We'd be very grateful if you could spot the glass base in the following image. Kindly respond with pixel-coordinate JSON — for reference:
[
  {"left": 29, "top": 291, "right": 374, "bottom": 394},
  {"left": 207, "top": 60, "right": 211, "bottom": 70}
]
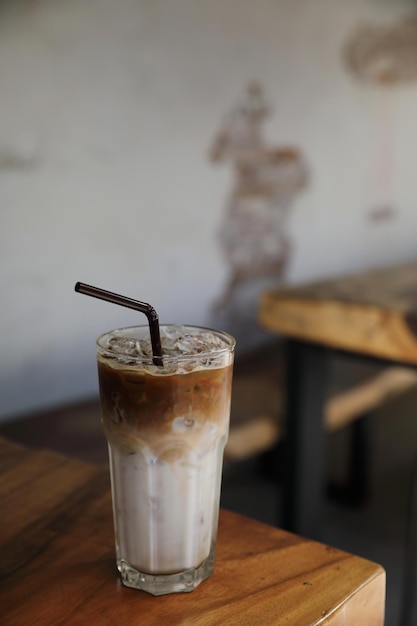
[{"left": 117, "top": 546, "right": 216, "bottom": 596}]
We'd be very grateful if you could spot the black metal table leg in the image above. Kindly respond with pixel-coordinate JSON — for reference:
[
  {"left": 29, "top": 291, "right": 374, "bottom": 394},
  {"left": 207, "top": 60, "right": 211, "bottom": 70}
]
[
  {"left": 282, "top": 339, "right": 329, "bottom": 539},
  {"left": 400, "top": 452, "right": 417, "bottom": 626},
  {"left": 327, "top": 412, "right": 373, "bottom": 507}
]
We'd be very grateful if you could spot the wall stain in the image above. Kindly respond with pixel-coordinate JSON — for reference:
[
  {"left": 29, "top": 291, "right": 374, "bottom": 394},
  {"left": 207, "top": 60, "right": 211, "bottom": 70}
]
[{"left": 209, "top": 82, "right": 308, "bottom": 343}]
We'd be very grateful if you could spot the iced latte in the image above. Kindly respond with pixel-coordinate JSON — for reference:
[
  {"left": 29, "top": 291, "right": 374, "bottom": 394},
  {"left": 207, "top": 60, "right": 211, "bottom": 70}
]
[{"left": 96, "top": 325, "right": 235, "bottom": 595}]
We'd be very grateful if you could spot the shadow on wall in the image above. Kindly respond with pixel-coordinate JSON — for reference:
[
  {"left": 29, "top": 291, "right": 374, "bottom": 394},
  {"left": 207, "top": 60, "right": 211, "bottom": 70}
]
[{"left": 208, "top": 82, "right": 309, "bottom": 350}]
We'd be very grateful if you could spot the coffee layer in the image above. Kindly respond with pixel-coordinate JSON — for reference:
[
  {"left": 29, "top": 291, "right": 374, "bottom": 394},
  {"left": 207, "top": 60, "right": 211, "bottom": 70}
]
[{"left": 98, "top": 357, "right": 233, "bottom": 454}]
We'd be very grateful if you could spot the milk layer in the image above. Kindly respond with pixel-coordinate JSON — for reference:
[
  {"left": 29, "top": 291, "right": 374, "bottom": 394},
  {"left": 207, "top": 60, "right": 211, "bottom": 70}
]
[{"left": 109, "top": 437, "right": 225, "bottom": 574}]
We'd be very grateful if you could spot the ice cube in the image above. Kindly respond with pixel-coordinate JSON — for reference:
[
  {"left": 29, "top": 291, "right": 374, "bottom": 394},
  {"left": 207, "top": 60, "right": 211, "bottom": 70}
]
[
  {"left": 137, "top": 339, "right": 153, "bottom": 357},
  {"left": 108, "top": 336, "right": 139, "bottom": 356},
  {"left": 160, "top": 328, "right": 228, "bottom": 357},
  {"left": 161, "top": 325, "right": 187, "bottom": 340}
]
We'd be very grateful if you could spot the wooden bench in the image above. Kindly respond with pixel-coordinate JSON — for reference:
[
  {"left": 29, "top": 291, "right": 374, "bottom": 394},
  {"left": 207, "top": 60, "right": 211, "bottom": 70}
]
[
  {"left": 225, "top": 364, "right": 417, "bottom": 463},
  {"left": 225, "top": 360, "right": 417, "bottom": 505}
]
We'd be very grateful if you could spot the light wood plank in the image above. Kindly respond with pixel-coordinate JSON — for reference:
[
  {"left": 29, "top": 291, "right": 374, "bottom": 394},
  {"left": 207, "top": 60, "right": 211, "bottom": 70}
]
[{"left": 260, "top": 261, "right": 417, "bottom": 364}]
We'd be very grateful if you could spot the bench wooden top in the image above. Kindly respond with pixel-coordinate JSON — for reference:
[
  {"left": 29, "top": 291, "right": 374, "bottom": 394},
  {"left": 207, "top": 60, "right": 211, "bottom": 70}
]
[
  {"left": 0, "top": 437, "right": 385, "bottom": 625},
  {"left": 260, "top": 261, "right": 417, "bottom": 364}
]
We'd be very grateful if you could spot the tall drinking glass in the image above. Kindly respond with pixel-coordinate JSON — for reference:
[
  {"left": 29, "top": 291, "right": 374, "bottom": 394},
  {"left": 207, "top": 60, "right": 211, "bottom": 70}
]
[{"left": 96, "top": 324, "right": 235, "bottom": 595}]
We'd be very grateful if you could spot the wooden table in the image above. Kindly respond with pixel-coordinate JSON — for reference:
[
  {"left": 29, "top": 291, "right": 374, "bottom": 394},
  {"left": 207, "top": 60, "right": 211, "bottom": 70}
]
[
  {"left": 0, "top": 437, "right": 385, "bottom": 625},
  {"left": 260, "top": 261, "right": 417, "bottom": 366},
  {"left": 260, "top": 261, "right": 417, "bottom": 533},
  {"left": 260, "top": 261, "right": 417, "bottom": 622}
]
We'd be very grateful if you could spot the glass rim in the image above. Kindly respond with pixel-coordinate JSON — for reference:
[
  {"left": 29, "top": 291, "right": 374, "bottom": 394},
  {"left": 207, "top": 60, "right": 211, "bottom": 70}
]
[{"left": 96, "top": 324, "right": 236, "bottom": 365}]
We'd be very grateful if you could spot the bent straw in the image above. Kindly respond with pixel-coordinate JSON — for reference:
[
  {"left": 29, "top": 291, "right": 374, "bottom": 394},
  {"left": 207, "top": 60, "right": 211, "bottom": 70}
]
[{"left": 74, "top": 282, "right": 163, "bottom": 366}]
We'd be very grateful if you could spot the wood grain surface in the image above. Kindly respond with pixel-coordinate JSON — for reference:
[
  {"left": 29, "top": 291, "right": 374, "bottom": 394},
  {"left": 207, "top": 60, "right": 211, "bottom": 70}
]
[
  {"left": 260, "top": 261, "right": 417, "bottom": 364},
  {"left": 0, "top": 437, "right": 385, "bottom": 625}
]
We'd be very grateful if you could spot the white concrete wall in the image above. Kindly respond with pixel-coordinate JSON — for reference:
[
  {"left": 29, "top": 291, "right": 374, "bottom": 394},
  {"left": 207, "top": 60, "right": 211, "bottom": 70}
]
[{"left": 1, "top": 0, "right": 417, "bottom": 419}]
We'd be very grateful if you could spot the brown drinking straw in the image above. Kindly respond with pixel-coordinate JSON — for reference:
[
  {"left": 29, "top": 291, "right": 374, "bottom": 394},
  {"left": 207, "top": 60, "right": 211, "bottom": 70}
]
[{"left": 74, "top": 282, "right": 163, "bottom": 366}]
